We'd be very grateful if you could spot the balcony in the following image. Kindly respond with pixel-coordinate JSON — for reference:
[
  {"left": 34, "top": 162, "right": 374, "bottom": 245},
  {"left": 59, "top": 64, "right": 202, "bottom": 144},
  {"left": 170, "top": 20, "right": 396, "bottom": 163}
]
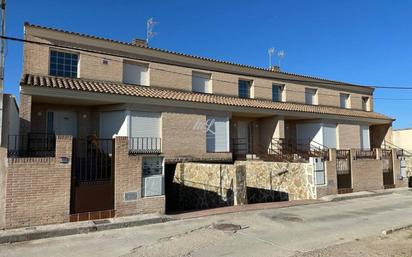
[
  {"left": 7, "top": 133, "right": 56, "bottom": 158},
  {"left": 354, "top": 149, "right": 376, "bottom": 160},
  {"left": 128, "top": 137, "right": 162, "bottom": 154}
]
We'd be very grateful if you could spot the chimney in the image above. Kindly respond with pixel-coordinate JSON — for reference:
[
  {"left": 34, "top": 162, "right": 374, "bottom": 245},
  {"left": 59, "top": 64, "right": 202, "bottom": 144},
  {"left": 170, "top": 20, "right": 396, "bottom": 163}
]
[
  {"left": 270, "top": 66, "right": 280, "bottom": 72},
  {"left": 132, "top": 38, "right": 147, "bottom": 47}
]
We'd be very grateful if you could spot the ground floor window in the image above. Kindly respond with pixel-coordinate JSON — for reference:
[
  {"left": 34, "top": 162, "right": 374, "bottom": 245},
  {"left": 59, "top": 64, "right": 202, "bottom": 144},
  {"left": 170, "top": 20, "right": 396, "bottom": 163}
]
[
  {"left": 206, "top": 116, "right": 229, "bottom": 152},
  {"left": 313, "top": 157, "right": 326, "bottom": 185},
  {"left": 142, "top": 157, "right": 164, "bottom": 197}
]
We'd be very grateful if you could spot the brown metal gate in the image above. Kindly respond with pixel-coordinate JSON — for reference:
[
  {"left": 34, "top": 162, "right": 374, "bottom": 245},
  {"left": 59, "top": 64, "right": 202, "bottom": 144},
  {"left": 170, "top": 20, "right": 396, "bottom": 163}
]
[
  {"left": 382, "top": 150, "right": 395, "bottom": 189},
  {"left": 70, "top": 138, "right": 115, "bottom": 221},
  {"left": 336, "top": 150, "right": 353, "bottom": 194}
]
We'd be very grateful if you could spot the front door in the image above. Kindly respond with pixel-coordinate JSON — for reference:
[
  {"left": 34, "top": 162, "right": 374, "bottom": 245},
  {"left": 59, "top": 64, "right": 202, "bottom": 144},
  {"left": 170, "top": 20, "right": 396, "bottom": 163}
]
[
  {"left": 234, "top": 121, "right": 250, "bottom": 156},
  {"left": 49, "top": 111, "right": 78, "bottom": 137}
]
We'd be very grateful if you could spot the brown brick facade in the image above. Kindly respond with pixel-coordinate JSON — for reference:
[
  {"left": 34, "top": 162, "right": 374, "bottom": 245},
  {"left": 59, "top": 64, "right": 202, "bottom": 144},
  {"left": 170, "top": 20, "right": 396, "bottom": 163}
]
[
  {"left": 337, "top": 124, "right": 361, "bottom": 149},
  {"left": 351, "top": 157, "right": 384, "bottom": 192},
  {"left": 19, "top": 94, "right": 32, "bottom": 135},
  {"left": 0, "top": 147, "right": 6, "bottom": 229},
  {"left": 23, "top": 25, "right": 375, "bottom": 111},
  {"left": 5, "top": 135, "right": 72, "bottom": 229},
  {"left": 316, "top": 149, "right": 338, "bottom": 198},
  {"left": 114, "top": 136, "right": 165, "bottom": 217}
]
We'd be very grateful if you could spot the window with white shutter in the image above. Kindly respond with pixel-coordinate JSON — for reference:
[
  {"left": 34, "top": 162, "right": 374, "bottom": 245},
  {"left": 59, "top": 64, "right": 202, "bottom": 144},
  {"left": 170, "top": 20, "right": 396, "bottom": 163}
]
[
  {"left": 340, "top": 94, "right": 350, "bottom": 108},
  {"left": 360, "top": 125, "right": 370, "bottom": 150},
  {"left": 129, "top": 112, "right": 161, "bottom": 152},
  {"left": 192, "top": 71, "right": 212, "bottom": 93},
  {"left": 123, "top": 62, "right": 149, "bottom": 86},
  {"left": 305, "top": 88, "right": 318, "bottom": 105},
  {"left": 206, "top": 116, "right": 229, "bottom": 152}
]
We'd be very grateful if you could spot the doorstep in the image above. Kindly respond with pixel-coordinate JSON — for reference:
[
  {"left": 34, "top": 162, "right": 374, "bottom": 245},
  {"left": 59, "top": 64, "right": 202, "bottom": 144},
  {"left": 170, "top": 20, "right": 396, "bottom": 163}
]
[{"left": 0, "top": 213, "right": 172, "bottom": 244}]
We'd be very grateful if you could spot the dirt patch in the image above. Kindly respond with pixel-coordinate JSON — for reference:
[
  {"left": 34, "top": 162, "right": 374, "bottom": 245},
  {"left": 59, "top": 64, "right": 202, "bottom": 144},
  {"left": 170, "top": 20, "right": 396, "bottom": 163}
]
[{"left": 293, "top": 228, "right": 412, "bottom": 257}]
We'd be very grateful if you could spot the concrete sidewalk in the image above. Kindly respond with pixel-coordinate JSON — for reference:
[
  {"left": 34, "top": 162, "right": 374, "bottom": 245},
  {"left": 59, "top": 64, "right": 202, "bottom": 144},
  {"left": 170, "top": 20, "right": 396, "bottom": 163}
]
[
  {"left": 0, "top": 187, "right": 408, "bottom": 245},
  {"left": 0, "top": 214, "right": 171, "bottom": 244},
  {"left": 321, "top": 187, "right": 410, "bottom": 202}
]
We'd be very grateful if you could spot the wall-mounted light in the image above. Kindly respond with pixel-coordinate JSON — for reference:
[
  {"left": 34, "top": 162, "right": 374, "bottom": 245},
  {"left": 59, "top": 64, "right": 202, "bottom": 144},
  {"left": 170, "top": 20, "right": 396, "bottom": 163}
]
[
  {"left": 37, "top": 111, "right": 42, "bottom": 117},
  {"left": 102, "top": 59, "right": 109, "bottom": 65},
  {"left": 82, "top": 114, "right": 88, "bottom": 119}
]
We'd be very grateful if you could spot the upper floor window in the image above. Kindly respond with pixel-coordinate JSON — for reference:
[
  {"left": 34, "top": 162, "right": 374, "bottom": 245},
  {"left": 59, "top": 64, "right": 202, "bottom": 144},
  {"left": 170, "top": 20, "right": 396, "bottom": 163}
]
[
  {"left": 238, "top": 80, "right": 252, "bottom": 98},
  {"left": 123, "top": 62, "right": 149, "bottom": 86},
  {"left": 362, "top": 96, "right": 370, "bottom": 111},
  {"left": 49, "top": 50, "right": 79, "bottom": 78},
  {"left": 192, "top": 71, "right": 212, "bottom": 93},
  {"left": 340, "top": 93, "right": 350, "bottom": 108},
  {"left": 272, "top": 84, "right": 284, "bottom": 102},
  {"left": 305, "top": 88, "right": 318, "bottom": 105}
]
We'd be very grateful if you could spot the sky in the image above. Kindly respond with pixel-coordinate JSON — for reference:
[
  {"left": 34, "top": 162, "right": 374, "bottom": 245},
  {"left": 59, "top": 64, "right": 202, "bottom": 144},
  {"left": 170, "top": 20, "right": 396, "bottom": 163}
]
[{"left": 4, "top": 0, "right": 412, "bottom": 128}]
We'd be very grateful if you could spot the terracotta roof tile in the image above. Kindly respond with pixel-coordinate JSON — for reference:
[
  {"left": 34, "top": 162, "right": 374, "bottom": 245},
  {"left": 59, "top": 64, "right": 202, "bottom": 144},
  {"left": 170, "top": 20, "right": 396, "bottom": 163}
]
[{"left": 20, "top": 74, "right": 392, "bottom": 121}]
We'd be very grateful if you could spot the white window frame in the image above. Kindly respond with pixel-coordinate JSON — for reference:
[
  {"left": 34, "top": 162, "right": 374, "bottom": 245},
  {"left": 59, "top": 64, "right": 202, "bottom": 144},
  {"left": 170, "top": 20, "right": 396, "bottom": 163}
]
[
  {"left": 272, "top": 83, "right": 284, "bottom": 102},
  {"left": 340, "top": 93, "right": 351, "bottom": 109},
  {"left": 238, "top": 79, "right": 253, "bottom": 99},
  {"left": 123, "top": 61, "right": 150, "bottom": 86},
  {"left": 49, "top": 48, "right": 80, "bottom": 78},
  {"left": 128, "top": 111, "right": 162, "bottom": 152},
  {"left": 305, "top": 88, "right": 318, "bottom": 105},
  {"left": 362, "top": 96, "right": 370, "bottom": 111},
  {"left": 360, "top": 125, "right": 370, "bottom": 150},
  {"left": 192, "top": 71, "right": 212, "bottom": 93},
  {"left": 206, "top": 116, "right": 230, "bottom": 153}
]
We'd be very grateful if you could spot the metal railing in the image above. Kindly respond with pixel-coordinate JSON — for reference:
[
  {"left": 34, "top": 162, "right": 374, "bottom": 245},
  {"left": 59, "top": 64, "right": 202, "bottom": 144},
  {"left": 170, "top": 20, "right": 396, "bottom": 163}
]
[
  {"left": 354, "top": 149, "right": 376, "bottom": 160},
  {"left": 128, "top": 137, "right": 162, "bottom": 154},
  {"left": 270, "top": 138, "right": 329, "bottom": 160},
  {"left": 7, "top": 133, "right": 56, "bottom": 157},
  {"left": 72, "top": 138, "right": 113, "bottom": 183},
  {"left": 382, "top": 140, "right": 409, "bottom": 157}
]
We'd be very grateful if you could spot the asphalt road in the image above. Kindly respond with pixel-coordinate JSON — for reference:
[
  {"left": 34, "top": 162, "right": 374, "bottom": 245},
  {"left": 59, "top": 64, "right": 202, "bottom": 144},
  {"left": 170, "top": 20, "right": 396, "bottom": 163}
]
[{"left": 1, "top": 191, "right": 412, "bottom": 257}]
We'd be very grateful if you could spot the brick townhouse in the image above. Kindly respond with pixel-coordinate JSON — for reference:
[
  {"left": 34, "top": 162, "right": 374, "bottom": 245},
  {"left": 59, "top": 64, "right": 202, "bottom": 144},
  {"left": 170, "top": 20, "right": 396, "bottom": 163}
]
[{"left": 0, "top": 22, "right": 407, "bottom": 229}]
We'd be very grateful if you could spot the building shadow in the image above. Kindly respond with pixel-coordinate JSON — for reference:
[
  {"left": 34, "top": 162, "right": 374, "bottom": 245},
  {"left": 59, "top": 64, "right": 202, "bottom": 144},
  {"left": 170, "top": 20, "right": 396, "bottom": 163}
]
[{"left": 246, "top": 186, "right": 289, "bottom": 204}]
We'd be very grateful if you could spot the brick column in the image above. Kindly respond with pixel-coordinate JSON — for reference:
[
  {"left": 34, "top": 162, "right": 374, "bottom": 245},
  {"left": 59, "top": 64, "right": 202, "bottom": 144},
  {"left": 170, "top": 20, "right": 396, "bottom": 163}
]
[
  {"left": 114, "top": 136, "right": 142, "bottom": 216},
  {"left": 317, "top": 149, "right": 338, "bottom": 198},
  {"left": 5, "top": 135, "right": 72, "bottom": 228},
  {"left": 19, "top": 94, "right": 32, "bottom": 135}
]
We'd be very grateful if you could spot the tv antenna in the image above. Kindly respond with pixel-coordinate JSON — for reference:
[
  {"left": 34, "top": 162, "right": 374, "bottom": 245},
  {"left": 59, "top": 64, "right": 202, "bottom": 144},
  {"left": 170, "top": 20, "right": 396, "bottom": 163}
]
[
  {"left": 277, "top": 50, "right": 285, "bottom": 67},
  {"left": 268, "top": 47, "right": 275, "bottom": 68},
  {"left": 146, "top": 17, "right": 158, "bottom": 46}
]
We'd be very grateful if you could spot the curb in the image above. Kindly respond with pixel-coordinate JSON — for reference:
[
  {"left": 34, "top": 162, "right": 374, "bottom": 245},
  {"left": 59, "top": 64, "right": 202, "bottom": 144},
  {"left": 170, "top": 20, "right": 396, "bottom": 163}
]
[
  {"left": 329, "top": 191, "right": 393, "bottom": 202},
  {"left": 0, "top": 216, "right": 173, "bottom": 245},
  {"left": 382, "top": 224, "right": 412, "bottom": 235}
]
